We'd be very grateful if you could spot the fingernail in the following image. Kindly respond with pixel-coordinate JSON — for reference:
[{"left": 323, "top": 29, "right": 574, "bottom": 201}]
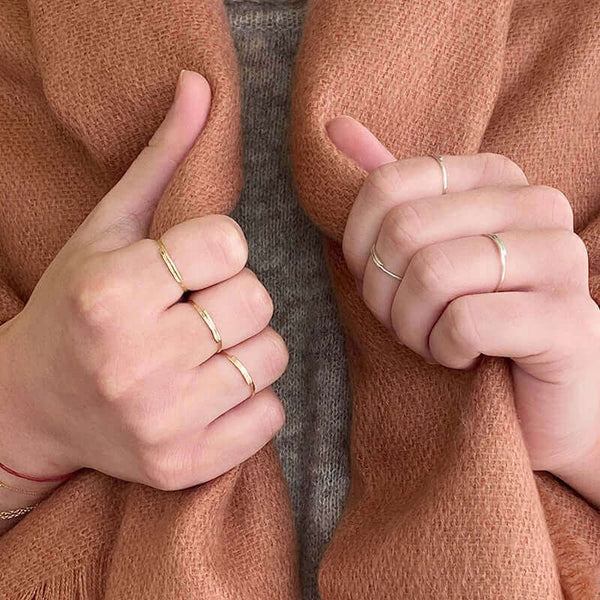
[
  {"left": 425, "top": 359, "right": 437, "bottom": 365},
  {"left": 174, "top": 69, "right": 187, "bottom": 102},
  {"left": 325, "top": 115, "right": 358, "bottom": 134},
  {"left": 324, "top": 117, "right": 337, "bottom": 136}
]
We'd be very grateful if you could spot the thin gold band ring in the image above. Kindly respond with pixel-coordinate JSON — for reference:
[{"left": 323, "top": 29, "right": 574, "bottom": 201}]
[
  {"left": 156, "top": 238, "right": 188, "bottom": 293},
  {"left": 222, "top": 352, "right": 256, "bottom": 399},
  {"left": 429, "top": 154, "right": 448, "bottom": 195},
  {"left": 189, "top": 300, "right": 223, "bottom": 353},
  {"left": 483, "top": 233, "right": 507, "bottom": 292},
  {"left": 370, "top": 244, "right": 403, "bottom": 282}
]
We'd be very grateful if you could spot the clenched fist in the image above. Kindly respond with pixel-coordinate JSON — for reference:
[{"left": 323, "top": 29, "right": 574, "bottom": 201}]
[
  {"left": 327, "top": 115, "right": 600, "bottom": 508},
  {"left": 0, "top": 70, "right": 288, "bottom": 492}
]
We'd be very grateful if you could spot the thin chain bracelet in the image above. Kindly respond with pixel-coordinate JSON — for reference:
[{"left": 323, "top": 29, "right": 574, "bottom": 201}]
[
  {"left": 0, "top": 477, "right": 45, "bottom": 497},
  {"left": 0, "top": 504, "right": 37, "bottom": 520}
]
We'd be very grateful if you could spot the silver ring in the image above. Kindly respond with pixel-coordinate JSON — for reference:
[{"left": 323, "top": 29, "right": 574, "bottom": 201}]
[
  {"left": 429, "top": 154, "right": 448, "bottom": 195},
  {"left": 483, "top": 233, "right": 507, "bottom": 292},
  {"left": 370, "top": 244, "right": 403, "bottom": 281}
]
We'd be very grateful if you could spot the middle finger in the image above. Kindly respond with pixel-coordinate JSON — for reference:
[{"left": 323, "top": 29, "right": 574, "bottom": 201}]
[
  {"left": 390, "top": 228, "right": 588, "bottom": 361},
  {"left": 155, "top": 268, "right": 274, "bottom": 370},
  {"left": 363, "top": 184, "right": 573, "bottom": 326}
]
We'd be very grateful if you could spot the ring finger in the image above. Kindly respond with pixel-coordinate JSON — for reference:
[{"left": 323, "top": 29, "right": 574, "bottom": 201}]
[
  {"left": 389, "top": 228, "right": 588, "bottom": 361},
  {"left": 174, "top": 326, "right": 289, "bottom": 428},
  {"left": 156, "top": 268, "right": 274, "bottom": 370}
]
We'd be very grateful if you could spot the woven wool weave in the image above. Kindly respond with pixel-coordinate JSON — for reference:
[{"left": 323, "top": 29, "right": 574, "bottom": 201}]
[{"left": 0, "top": 0, "right": 599, "bottom": 597}]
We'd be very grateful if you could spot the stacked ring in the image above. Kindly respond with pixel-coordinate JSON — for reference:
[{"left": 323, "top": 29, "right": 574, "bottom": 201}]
[
  {"left": 370, "top": 244, "right": 403, "bottom": 281},
  {"left": 189, "top": 300, "right": 223, "bottom": 353},
  {"left": 371, "top": 153, "right": 449, "bottom": 282}
]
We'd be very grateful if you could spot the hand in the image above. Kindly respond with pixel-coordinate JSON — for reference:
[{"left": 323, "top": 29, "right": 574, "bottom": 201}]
[
  {"left": 0, "top": 70, "right": 288, "bottom": 492},
  {"left": 327, "top": 116, "right": 600, "bottom": 504}
]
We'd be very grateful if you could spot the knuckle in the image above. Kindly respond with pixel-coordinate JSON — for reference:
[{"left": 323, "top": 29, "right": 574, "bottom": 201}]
[
  {"left": 93, "top": 367, "right": 122, "bottom": 403},
  {"left": 242, "top": 272, "right": 274, "bottom": 328},
  {"left": 69, "top": 257, "right": 122, "bottom": 331},
  {"left": 562, "top": 231, "right": 589, "bottom": 279},
  {"left": 444, "top": 297, "right": 480, "bottom": 352},
  {"left": 93, "top": 360, "right": 134, "bottom": 403},
  {"left": 143, "top": 140, "right": 180, "bottom": 169},
  {"left": 207, "top": 215, "right": 248, "bottom": 271},
  {"left": 257, "top": 395, "right": 286, "bottom": 440},
  {"left": 138, "top": 449, "right": 184, "bottom": 491},
  {"left": 533, "top": 185, "right": 573, "bottom": 230},
  {"left": 409, "top": 244, "right": 453, "bottom": 294},
  {"left": 479, "top": 152, "right": 528, "bottom": 185},
  {"left": 382, "top": 202, "right": 423, "bottom": 253},
  {"left": 261, "top": 329, "right": 290, "bottom": 380},
  {"left": 126, "top": 413, "right": 170, "bottom": 449},
  {"left": 363, "top": 161, "right": 405, "bottom": 203}
]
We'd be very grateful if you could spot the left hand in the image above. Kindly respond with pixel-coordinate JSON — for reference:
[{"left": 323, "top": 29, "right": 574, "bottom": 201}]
[{"left": 326, "top": 116, "right": 600, "bottom": 490}]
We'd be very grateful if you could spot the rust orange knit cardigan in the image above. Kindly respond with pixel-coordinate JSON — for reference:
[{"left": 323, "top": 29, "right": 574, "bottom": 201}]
[{"left": 1, "top": 0, "right": 600, "bottom": 598}]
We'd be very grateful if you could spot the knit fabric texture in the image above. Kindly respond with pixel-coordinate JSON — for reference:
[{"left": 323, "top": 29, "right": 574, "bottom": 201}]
[
  {"left": 0, "top": 0, "right": 600, "bottom": 598},
  {"left": 226, "top": 2, "right": 350, "bottom": 598}
]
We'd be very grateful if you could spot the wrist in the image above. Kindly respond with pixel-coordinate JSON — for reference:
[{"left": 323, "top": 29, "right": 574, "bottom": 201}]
[
  {"left": 0, "top": 470, "right": 61, "bottom": 503},
  {"left": 0, "top": 472, "right": 59, "bottom": 534},
  {"left": 0, "top": 315, "right": 80, "bottom": 479}
]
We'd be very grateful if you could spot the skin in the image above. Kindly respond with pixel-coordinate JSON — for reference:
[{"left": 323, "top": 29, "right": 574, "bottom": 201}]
[
  {"left": 326, "top": 115, "right": 600, "bottom": 509},
  {"left": 0, "top": 69, "right": 597, "bottom": 533},
  {"left": 0, "top": 70, "right": 288, "bottom": 530}
]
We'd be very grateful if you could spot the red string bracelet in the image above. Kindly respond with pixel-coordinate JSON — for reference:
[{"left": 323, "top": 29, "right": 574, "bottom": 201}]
[{"left": 0, "top": 461, "right": 78, "bottom": 483}]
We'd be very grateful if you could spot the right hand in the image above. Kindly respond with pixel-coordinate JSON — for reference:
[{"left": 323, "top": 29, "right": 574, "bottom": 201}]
[{"left": 0, "top": 70, "right": 288, "bottom": 491}]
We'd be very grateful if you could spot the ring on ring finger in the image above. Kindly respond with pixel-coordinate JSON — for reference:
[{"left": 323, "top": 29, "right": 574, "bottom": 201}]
[{"left": 223, "top": 352, "right": 256, "bottom": 399}]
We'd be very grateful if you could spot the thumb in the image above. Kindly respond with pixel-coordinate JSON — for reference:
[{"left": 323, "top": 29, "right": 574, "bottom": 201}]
[
  {"left": 72, "top": 70, "right": 211, "bottom": 251},
  {"left": 325, "top": 115, "right": 396, "bottom": 172}
]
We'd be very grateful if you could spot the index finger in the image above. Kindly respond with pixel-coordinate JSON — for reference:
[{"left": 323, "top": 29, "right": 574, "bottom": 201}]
[{"left": 326, "top": 116, "right": 528, "bottom": 280}]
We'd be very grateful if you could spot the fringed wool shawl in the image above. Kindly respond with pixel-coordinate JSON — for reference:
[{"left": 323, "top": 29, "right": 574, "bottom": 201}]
[{"left": 1, "top": 0, "right": 600, "bottom": 598}]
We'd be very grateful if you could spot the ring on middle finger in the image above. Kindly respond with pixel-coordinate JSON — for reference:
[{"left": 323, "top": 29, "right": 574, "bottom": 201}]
[{"left": 189, "top": 299, "right": 223, "bottom": 353}]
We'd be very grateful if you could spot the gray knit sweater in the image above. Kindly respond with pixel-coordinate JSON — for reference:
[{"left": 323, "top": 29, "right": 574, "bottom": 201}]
[{"left": 226, "top": 2, "right": 351, "bottom": 599}]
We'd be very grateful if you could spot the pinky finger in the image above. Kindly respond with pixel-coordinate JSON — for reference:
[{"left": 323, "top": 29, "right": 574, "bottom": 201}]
[
  {"left": 428, "top": 291, "right": 558, "bottom": 370},
  {"left": 188, "top": 387, "right": 285, "bottom": 485}
]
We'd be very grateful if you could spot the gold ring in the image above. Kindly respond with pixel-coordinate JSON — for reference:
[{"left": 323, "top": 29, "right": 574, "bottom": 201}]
[
  {"left": 429, "top": 154, "right": 448, "bottom": 195},
  {"left": 189, "top": 300, "right": 223, "bottom": 353},
  {"left": 156, "top": 238, "right": 188, "bottom": 293},
  {"left": 483, "top": 232, "right": 507, "bottom": 292},
  {"left": 370, "top": 244, "right": 403, "bottom": 281},
  {"left": 222, "top": 352, "right": 256, "bottom": 399}
]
